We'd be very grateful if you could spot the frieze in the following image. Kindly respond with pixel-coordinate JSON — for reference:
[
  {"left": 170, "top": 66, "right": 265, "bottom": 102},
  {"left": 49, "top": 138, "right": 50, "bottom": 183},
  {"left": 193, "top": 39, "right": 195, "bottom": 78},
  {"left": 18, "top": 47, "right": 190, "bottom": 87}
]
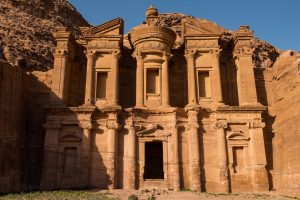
[
  {"left": 135, "top": 41, "right": 169, "bottom": 52},
  {"left": 186, "top": 39, "right": 218, "bottom": 48},
  {"left": 87, "top": 40, "right": 119, "bottom": 50}
]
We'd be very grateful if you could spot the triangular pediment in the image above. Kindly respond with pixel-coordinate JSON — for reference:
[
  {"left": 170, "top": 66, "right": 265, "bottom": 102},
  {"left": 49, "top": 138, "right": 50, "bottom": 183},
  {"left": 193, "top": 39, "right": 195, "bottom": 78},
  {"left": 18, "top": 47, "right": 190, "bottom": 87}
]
[
  {"left": 183, "top": 18, "right": 224, "bottom": 36},
  {"left": 81, "top": 18, "right": 124, "bottom": 37}
]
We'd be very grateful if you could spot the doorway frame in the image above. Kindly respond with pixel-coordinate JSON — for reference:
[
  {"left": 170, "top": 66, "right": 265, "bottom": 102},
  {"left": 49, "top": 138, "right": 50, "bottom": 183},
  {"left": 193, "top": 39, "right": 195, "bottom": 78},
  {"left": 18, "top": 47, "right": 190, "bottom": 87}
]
[{"left": 138, "top": 137, "right": 169, "bottom": 189}]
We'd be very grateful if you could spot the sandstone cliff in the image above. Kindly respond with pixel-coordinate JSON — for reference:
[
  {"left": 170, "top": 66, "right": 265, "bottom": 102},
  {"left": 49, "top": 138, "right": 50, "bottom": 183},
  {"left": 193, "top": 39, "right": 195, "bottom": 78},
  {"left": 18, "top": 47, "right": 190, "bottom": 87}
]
[
  {"left": 0, "top": 0, "right": 89, "bottom": 71},
  {"left": 266, "top": 50, "right": 300, "bottom": 195},
  {"left": 0, "top": 2, "right": 300, "bottom": 195}
]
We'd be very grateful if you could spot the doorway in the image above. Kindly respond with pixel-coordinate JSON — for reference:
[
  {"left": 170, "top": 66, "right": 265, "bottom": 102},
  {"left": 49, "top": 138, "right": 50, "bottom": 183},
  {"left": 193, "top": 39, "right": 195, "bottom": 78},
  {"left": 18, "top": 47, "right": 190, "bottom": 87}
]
[{"left": 144, "top": 141, "right": 164, "bottom": 179}]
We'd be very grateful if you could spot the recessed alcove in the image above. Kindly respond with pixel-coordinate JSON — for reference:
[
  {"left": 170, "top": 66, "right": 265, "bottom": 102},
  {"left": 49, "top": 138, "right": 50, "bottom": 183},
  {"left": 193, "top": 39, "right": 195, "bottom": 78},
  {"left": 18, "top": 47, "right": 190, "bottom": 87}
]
[{"left": 96, "top": 72, "right": 108, "bottom": 99}]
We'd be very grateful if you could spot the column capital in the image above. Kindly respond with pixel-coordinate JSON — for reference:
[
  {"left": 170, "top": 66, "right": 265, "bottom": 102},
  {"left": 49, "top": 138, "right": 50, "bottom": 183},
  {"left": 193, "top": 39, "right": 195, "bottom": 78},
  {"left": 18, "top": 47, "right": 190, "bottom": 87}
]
[
  {"left": 106, "top": 122, "right": 121, "bottom": 130},
  {"left": 111, "top": 50, "right": 121, "bottom": 59},
  {"left": 215, "top": 121, "right": 228, "bottom": 130},
  {"left": 54, "top": 49, "right": 69, "bottom": 58},
  {"left": 133, "top": 51, "right": 143, "bottom": 60},
  {"left": 233, "top": 47, "right": 254, "bottom": 59},
  {"left": 163, "top": 51, "right": 172, "bottom": 60},
  {"left": 124, "top": 124, "right": 143, "bottom": 131},
  {"left": 85, "top": 51, "right": 96, "bottom": 59},
  {"left": 79, "top": 121, "right": 93, "bottom": 130},
  {"left": 187, "top": 122, "right": 199, "bottom": 130},
  {"left": 185, "top": 49, "right": 196, "bottom": 58},
  {"left": 209, "top": 48, "right": 222, "bottom": 57}
]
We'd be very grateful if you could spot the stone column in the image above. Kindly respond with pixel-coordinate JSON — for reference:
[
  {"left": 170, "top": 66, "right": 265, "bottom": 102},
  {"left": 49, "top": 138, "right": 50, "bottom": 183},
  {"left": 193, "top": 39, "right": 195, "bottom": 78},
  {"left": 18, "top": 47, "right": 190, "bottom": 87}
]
[
  {"left": 79, "top": 121, "right": 93, "bottom": 187},
  {"left": 185, "top": 50, "right": 198, "bottom": 106},
  {"left": 172, "top": 124, "right": 180, "bottom": 191},
  {"left": 211, "top": 49, "right": 223, "bottom": 104},
  {"left": 51, "top": 51, "right": 69, "bottom": 101},
  {"left": 234, "top": 26, "right": 258, "bottom": 106},
  {"left": 162, "top": 53, "right": 170, "bottom": 107},
  {"left": 125, "top": 124, "right": 137, "bottom": 189},
  {"left": 136, "top": 53, "right": 145, "bottom": 108},
  {"left": 234, "top": 51, "right": 258, "bottom": 106},
  {"left": 84, "top": 52, "right": 96, "bottom": 105},
  {"left": 106, "top": 121, "right": 119, "bottom": 189},
  {"left": 215, "top": 121, "right": 229, "bottom": 193},
  {"left": 40, "top": 123, "right": 61, "bottom": 190},
  {"left": 111, "top": 51, "right": 121, "bottom": 106},
  {"left": 248, "top": 121, "right": 269, "bottom": 191},
  {"left": 187, "top": 110, "right": 201, "bottom": 191}
]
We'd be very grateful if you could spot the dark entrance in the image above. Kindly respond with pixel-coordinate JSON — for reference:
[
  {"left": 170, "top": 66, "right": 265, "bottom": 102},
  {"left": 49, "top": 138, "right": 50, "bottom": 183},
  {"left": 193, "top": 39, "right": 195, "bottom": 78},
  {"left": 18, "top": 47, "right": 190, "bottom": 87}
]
[{"left": 144, "top": 141, "right": 164, "bottom": 179}]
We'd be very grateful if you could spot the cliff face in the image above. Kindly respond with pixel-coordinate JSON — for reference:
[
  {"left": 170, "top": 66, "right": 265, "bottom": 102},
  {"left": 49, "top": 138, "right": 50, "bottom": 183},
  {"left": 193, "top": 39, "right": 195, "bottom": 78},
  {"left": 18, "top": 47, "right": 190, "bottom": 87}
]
[
  {"left": 0, "top": 2, "right": 299, "bottom": 195},
  {"left": 266, "top": 51, "right": 300, "bottom": 195},
  {"left": 0, "top": 0, "right": 89, "bottom": 71}
]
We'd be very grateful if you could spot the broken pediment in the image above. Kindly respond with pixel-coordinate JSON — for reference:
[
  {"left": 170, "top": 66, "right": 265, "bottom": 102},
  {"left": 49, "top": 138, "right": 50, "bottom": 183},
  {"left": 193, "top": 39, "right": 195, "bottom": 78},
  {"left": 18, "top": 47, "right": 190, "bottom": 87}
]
[
  {"left": 80, "top": 18, "right": 124, "bottom": 38},
  {"left": 227, "top": 131, "right": 250, "bottom": 141},
  {"left": 60, "top": 131, "right": 82, "bottom": 142},
  {"left": 182, "top": 18, "right": 224, "bottom": 37}
]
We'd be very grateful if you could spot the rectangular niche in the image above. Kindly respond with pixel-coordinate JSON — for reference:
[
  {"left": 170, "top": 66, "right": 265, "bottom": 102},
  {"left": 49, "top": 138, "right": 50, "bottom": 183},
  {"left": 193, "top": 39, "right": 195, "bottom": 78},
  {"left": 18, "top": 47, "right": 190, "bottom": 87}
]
[
  {"left": 63, "top": 147, "right": 77, "bottom": 176},
  {"left": 232, "top": 146, "right": 245, "bottom": 174},
  {"left": 146, "top": 69, "right": 160, "bottom": 94},
  {"left": 96, "top": 72, "right": 108, "bottom": 99},
  {"left": 198, "top": 71, "right": 211, "bottom": 98}
]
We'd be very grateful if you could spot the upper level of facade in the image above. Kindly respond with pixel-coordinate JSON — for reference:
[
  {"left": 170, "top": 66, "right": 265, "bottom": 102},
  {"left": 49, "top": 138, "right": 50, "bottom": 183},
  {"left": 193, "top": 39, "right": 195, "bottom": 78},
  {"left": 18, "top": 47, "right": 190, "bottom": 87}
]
[{"left": 50, "top": 6, "right": 261, "bottom": 110}]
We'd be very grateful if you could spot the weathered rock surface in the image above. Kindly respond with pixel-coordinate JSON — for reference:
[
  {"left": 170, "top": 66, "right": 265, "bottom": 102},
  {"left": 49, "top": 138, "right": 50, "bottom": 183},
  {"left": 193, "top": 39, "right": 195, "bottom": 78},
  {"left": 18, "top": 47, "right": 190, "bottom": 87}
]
[
  {"left": 0, "top": 0, "right": 89, "bottom": 71},
  {"left": 266, "top": 50, "right": 300, "bottom": 195},
  {"left": 0, "top": 2, "right": 300, "bottom": 196}
]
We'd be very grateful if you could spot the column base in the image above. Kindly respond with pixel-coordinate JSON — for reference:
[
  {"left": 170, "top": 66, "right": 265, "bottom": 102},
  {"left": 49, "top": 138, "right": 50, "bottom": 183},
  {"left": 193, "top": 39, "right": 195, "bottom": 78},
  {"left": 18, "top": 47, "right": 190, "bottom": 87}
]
[
  {"left": 134, "top": 105, "right": 148, "bottom": 110},
  {"left": 159, "top": 105, "right": 177, "bottom": 112},
  {"left": 185, "top": 103, "right": 201, "bottom": 111},
  {"left": 240, "top": 102, "right": 263, "bottom": 107},
  {"left": 105, "top": 103, "right": 122, "bottom": 110}
]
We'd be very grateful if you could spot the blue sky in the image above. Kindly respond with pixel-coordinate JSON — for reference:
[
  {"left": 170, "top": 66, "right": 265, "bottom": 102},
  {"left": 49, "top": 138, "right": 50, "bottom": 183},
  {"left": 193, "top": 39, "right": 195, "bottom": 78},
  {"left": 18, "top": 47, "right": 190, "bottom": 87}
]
[{"left": 68, "top": 0, "right": 300, "bottom": 51}]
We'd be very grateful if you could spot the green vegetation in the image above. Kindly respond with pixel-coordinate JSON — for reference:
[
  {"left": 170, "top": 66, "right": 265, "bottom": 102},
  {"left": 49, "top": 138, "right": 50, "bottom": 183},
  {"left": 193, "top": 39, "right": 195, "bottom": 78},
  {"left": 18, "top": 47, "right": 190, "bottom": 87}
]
[
  {"left": 0, "top": 190, "right": 119, "bottom": 200},
  {"left": 128, "top": 194, "right": 138, "bottom": 200},
  {"left": 179, "top": 188, "right": 191, "bottom": 192}
]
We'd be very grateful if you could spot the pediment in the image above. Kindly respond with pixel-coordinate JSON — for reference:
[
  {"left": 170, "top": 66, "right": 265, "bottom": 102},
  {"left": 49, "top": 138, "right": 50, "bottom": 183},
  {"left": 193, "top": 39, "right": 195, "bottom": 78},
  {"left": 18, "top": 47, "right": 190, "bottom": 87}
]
[
  {"left": 183, "top": 18, "right": 224, "bottom": 37},
  {"left": 60, "top": 132, "right": 81, "bottom": 142},
  {"left": 81, "top": 18, "right": 124, "bottom": 37},
  {"left": 227, "top": 131, "right": 249, "bottom": 141}
]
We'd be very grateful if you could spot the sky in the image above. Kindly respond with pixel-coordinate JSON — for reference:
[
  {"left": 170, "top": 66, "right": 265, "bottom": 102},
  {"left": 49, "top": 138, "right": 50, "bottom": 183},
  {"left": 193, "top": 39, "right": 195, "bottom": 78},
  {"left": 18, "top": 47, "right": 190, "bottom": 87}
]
[{"left": 68, "top": 0, "right": 300, "bottom": 51}]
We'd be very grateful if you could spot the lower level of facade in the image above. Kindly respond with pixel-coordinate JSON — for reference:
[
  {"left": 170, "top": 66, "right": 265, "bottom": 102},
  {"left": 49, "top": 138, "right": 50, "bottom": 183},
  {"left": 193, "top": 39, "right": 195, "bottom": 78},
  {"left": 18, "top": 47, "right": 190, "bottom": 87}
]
[{"left": 41, "top": 105, "right": 269, "bottom": 192}]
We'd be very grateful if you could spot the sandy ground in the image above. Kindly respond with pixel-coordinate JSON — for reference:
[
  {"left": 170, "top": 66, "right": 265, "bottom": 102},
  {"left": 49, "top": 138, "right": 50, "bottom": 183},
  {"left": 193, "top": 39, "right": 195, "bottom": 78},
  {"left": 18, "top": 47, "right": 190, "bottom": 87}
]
[{"left": 107, "top": 189, "right": 300, "bottom": 200}]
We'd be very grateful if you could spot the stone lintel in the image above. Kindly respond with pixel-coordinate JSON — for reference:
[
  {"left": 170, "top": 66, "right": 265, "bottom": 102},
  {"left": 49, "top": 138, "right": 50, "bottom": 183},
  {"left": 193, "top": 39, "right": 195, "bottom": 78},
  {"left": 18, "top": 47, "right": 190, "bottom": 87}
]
[{"left": 216, "top": 105, "right": 267, "bottom": 113}]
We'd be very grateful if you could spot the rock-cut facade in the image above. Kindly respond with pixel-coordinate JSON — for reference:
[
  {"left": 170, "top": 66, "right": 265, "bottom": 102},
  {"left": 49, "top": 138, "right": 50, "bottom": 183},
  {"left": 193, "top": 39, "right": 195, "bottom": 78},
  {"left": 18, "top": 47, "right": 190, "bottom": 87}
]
[{"left": 41, "top": 6, "right": 271, "bottom": 192}]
